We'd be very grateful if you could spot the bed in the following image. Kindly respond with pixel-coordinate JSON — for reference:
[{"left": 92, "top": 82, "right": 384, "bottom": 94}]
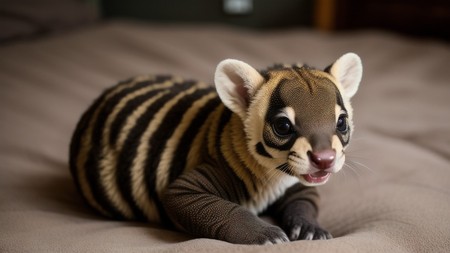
[{"left": 1, "top": 2, "right": 450, "bottom": 252}]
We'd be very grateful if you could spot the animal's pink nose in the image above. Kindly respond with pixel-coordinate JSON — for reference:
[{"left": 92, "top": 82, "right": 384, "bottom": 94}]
[{"left": 308, "top": 149, "right": 336, "bottom": 170}]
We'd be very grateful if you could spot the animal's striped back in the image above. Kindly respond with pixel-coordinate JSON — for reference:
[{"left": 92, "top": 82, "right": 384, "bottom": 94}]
[{"left": 69, "top": 75, "right": 223, "bottom": 222}]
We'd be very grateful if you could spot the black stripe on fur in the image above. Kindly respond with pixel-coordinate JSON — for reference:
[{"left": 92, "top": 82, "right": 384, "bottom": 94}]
[
  {"left": 115, "top": 81, "right": 193, "bottom": 220},
  {"left": 168, "top": 94, "right": 221, "bottom": 184},
  {"left": 144, "top": 83, "right": 211, "bottom": 225}
]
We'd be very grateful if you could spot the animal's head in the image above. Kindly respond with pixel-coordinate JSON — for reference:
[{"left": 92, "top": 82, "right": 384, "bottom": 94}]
[{"left": 214, "top": 53, "right": 362, "bottom": 186}]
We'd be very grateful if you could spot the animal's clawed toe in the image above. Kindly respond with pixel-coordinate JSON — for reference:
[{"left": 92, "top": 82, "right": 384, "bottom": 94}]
[{"left": 286, "top": 218, "right": 332, "bottom": 241}]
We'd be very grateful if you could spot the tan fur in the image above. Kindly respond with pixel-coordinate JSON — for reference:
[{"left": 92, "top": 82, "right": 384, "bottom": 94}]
[
  {"left": 220, "top": 115, "right": 257, "bottom": 194},
  {"left": 185, "top": 104, "right": 222, "bottom": 171}
]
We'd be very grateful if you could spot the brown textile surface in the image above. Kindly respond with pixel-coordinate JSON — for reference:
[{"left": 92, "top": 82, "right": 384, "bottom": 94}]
[{"left": 1, "top": 20, "right": 449, "bottom": 252}]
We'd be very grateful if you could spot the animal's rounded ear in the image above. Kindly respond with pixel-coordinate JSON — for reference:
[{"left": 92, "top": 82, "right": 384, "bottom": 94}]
[
  {"left": 214, "top": 59, "right": 264, "bottom": 119},
  {"left": 327, "top": 53, "right": 362, "bottom": 98}
]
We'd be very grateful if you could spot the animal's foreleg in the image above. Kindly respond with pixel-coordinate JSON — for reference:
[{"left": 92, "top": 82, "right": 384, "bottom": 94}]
[
  {"left": 269, "top": 183, "right": 332, "bottom": 241},
  {"left": 162, "top": 165, "right": 288, "bottom": 245}
]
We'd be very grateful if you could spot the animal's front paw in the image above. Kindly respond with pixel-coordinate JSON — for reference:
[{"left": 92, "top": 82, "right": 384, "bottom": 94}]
[
  {"left": 243, "top": 225, "right": 289, "bottom": 245},
  {"left": 285, "top": 217, "right": 332, "bottom": 241}
]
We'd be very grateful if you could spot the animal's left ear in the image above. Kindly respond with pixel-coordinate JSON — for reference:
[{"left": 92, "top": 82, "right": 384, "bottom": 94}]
[
  {"left": 326, "top": 53, "right": 363, "bottom": 98},
  {"left": 214, "top": 59, "right": 265, "bottom": 120}
]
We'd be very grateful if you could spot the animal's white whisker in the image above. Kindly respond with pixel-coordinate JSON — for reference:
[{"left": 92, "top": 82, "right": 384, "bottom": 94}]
[
  {"left": 347, "top": 137, "right": 369, "bottom": 142},
  {"left": 345, "top": 147, "right": 372, "bottom": 157},
  {"left": 347, "top": 160, "right": 375, "bottom": 174},
  {"left": 344, "top": 162, "right": 361, "bottom": 178},
  {"left": 337, "top": 166, "right": 349, "bottom": 184},
  {"left": 346, "top": 154, "right": 371, "bottom": 160}
]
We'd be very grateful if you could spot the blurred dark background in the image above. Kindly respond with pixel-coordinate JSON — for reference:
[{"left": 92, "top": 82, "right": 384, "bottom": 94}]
[
  {"left": 1, "top": 0, "right": 450, "bottom": 42},
  {"left": 101, "top": 0, "right": 450, "bottom": 40},
  {"left": 102, "top": 0, "right": 314, "bottom": 28}
]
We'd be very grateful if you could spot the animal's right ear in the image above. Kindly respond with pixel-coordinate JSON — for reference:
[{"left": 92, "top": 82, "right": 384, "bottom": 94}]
[
  {"left": 214, "top": 59, "right": 264, "bottom": 120},
  {"left": 326, "top": 53, "right": 363, "bottom": 98}
]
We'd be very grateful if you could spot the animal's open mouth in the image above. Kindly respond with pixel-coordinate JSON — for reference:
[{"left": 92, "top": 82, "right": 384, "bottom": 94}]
[{"left": 301, "top": 171, "right": 331, "bottom": 184}]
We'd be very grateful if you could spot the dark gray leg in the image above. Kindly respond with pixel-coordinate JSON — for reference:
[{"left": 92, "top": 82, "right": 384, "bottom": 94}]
[
  {"left": 162, "top": 164, "right": 289, "bottom": 245},
  {"left": 269, "top": 183, "right": 332, "bottom": 241}
]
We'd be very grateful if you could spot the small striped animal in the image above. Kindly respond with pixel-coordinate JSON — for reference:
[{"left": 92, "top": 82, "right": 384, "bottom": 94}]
[{"left": 69, "top": 53, "right": 362, "bottom": 244}]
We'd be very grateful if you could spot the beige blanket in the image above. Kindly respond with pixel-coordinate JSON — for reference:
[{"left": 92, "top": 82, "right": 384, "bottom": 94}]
[{"left": 1, "top": 20, "right": 449, "bottom": 252}]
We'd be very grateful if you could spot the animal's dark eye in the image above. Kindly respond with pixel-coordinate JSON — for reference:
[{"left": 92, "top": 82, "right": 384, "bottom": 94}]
[
  {"left": 336, "top": 114, "right": 348, "bottom": 133},
  {"left": 273, "top": 117, "right": 293, "bottom": 137}
]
